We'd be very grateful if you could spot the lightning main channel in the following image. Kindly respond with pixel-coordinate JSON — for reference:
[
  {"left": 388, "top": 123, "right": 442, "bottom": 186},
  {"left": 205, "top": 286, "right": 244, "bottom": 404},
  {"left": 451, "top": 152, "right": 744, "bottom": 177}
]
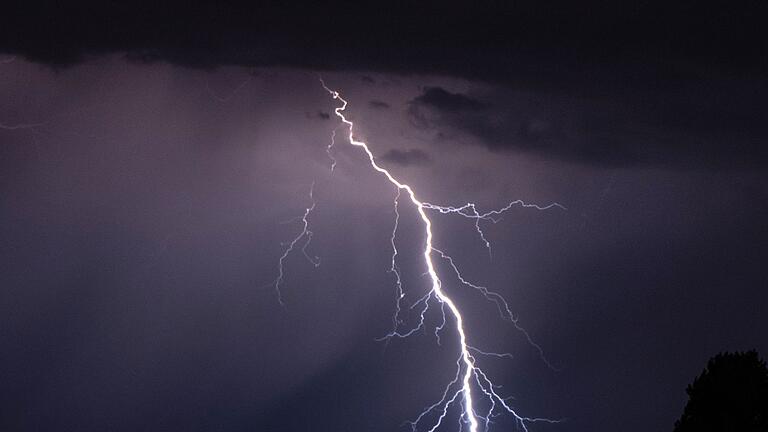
[
  {"left": 318, "top": 80, "right": 478, "bottom": 431},
  {"left": 273, "top": 79, "right": 563, "bottom": 431},
  {"left": 314, "top": 80, "right": 561, "bottom": 432}
]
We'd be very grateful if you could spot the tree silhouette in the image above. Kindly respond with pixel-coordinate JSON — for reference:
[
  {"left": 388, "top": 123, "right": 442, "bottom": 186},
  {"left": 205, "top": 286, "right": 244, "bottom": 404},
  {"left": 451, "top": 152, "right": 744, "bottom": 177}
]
[{"left": 674, "top": 350, "right": 768, "bottom": 432}]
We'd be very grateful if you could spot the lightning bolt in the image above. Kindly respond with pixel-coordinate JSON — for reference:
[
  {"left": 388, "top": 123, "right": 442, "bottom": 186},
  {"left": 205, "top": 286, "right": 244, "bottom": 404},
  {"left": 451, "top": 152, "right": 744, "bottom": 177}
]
[
  {"left": 273, "top": 181, "right": 320, "bottom": 307},
  {"left": 327, "top": 126, "right": 338, "bottom": 172},
  {"left": 273, "top": 78, "right": 564, "bottom": 431}
]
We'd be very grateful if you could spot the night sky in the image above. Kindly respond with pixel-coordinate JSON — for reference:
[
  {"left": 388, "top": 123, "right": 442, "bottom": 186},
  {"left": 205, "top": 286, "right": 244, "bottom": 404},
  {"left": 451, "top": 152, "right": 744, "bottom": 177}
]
[{"left": 1, "top": 2, "right": 767, "bottom": 431}]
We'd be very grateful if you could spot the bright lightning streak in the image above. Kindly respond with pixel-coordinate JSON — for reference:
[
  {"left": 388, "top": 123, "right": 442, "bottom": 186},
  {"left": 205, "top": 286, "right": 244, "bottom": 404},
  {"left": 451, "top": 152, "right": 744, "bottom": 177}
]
[
  {"left": 273, "top": 181, "right": 320, "bottom": 306},
  {"left": 327, "top": 126, "right": 338, "bottom": 172},
  {"left": 273, "top": 78, "right": 564, "bottom": 431},
  {"left": 423, "top": 201, "right": 566, "bottom": 258},
  {"left": 388, "top": 189, "right": 406, "bottom": 332},
  {"left": 318, "top": 79, "right": 483, "bottom": 431},
  {"left": 315, "top": 79, "right": 562, "bottom": 432},
  {"left": 432, "top": 248, "right": 558, "bottom": 372}
]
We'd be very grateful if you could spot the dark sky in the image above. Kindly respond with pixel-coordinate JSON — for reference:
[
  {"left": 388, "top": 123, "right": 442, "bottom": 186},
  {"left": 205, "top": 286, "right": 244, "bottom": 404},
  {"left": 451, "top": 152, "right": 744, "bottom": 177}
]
[{"left": 1, "top": 2, "right": 767, "bottom": 432}]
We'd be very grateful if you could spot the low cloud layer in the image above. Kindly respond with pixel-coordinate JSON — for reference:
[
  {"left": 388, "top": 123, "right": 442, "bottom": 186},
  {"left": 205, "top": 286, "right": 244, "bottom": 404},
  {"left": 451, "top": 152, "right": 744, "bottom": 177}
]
[
  {"left": 3, "top": 2, "right": 766, "bottom": 170},
  {"left": 2, "top": 1, "right": 766, "bottom": 82},
  {"left": 412, "top": 87, "right": 489, "bottom": 113},
  {"left": 409, "top": 84, "right": 768, "bottom": 168}
]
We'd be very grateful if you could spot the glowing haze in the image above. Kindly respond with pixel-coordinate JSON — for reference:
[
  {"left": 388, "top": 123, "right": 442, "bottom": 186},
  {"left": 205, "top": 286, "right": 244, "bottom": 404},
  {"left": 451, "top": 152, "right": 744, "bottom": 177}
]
[{"left": 3, "top": 55, "right": 768, "bottom": 432}]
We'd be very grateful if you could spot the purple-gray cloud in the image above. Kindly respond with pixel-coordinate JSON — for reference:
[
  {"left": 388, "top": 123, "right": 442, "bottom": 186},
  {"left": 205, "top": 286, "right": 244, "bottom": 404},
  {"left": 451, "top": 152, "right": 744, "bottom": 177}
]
[
  {"left": 368, "top": 100, "right": 390, "bottom": 110},
  {"left": 407, "top": 83, "right": 768, "bottom": 168},
  {"left": 379, "top": 148, "right": 431, "bottom": 167}
]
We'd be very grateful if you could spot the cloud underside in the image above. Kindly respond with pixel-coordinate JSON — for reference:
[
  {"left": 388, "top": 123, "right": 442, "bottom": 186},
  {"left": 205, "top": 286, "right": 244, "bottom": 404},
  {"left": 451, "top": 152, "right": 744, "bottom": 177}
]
[
  {"left": 2, "top": 1, "right": 766, "bottom": 169},
  {"left": 409, "top": 86, "right": 768, "bottom": 168}
]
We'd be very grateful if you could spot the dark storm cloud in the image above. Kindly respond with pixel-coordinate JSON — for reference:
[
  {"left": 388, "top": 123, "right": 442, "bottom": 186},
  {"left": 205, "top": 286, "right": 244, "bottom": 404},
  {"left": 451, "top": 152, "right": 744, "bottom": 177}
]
[
  {"left": 413, "top": 87, "right": 489, "bottom": 113},
  {"left": 305, "top": 111, "right": 330, "bottom": 120},
  {"left": 408, "top": 81, "right": 768, "bottom": 168},
  {"left": 368, "top": 100, "right": 390, "bottom": 110},
  {"left": 379, "top": 148, "right": 431, "bottom": 167},
  {"left": 408, "top": 87, "right": 488, "bottom": 131},
  {"left": 2, "top": 1, "right": 766, "bottom": 78},
  {"left": 2, "top": 1, "right": 767, "bottom": 168}
]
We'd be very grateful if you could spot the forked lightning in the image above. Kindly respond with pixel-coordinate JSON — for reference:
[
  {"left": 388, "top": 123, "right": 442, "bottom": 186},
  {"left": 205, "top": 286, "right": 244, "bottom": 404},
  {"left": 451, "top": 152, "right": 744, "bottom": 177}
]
[{"left": 273, "top": 79, "right": 564, "bottom": 431}]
